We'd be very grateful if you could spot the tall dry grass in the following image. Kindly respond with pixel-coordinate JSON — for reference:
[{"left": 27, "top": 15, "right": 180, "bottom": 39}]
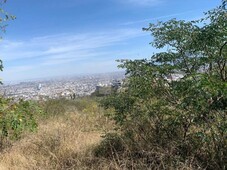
[
  {"left": 0, "top": 99, "right": 114, "bottom": 170},
  {"left": 0, "top": 98, "right": 201, "bottom": 170}
]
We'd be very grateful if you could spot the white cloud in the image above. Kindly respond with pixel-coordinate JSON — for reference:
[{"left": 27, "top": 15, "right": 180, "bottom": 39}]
[
  {"left": 123, "top": 0, "right": 163, "bottom": 6},
  {"left": 0, "top": 28, "right": 144, "bottom": 62},
  {"left": 0, "top": 28, "right": 148, "bottom": 81},
  {"left": 122, "top": 10, "right": 195, "bottom": 25}
]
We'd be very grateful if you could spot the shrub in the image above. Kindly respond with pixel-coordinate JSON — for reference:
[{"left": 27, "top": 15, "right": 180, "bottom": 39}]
[
  {"left": 0, "top": 98, "right": 42, "bottom": 149},
  {"left": 100, "top": 1, "right": 227, "bottom": 169}
]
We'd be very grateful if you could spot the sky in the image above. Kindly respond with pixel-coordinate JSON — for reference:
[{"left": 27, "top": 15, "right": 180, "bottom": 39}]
[{"left": 0, "top": 0, "right": 221, "bottom": 82}]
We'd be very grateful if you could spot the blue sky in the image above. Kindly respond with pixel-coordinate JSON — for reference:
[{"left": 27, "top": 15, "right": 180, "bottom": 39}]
[{"left": 0, "top": 0, "right": 221, "bottom": 82}]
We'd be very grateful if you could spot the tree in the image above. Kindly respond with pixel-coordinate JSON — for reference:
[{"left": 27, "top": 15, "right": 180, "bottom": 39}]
[
  {"left": 100, "top": 1, "right": 227, "bottom": 169},
  {"left": 0, "top": 1, "right": 38, "bottom": 150},
  {"left": 0, "top": 0, "right": 15, "bottom": 82}
]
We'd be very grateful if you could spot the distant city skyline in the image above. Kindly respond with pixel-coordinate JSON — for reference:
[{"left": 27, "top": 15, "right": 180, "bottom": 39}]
[
  {"left": 0, "top": 0, "right": 221, "bottom": 82},
  {"left": 0, "top": 71, "right": 125, "bottom": 100}
]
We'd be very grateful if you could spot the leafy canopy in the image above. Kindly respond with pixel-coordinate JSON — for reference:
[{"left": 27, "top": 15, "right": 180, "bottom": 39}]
[{"left": 101, "top": 1, "right": 227, "bottom": 169}]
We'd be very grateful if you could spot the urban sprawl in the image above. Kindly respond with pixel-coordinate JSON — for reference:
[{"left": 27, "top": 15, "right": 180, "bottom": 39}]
[{"left": 0, "top": 72, "right": 125, "bottom": 101}]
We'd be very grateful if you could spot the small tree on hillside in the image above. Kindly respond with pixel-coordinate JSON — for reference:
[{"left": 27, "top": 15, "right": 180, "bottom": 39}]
[
  {"left": 100, "top": 1, "right": 227, "bottom": 169},
  {"left": 0, "top": 0, "right": 15, "bottom": 82}
]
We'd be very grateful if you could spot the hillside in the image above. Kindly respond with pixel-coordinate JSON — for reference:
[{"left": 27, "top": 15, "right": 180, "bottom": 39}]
[{"left": 0, "top": 99, "right": 114, "bottom": 170}]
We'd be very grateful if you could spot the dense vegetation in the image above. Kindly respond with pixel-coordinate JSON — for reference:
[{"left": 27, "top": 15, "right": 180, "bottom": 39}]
[{"left": 99, "top": 1, "right": 227, "bottom": 169}]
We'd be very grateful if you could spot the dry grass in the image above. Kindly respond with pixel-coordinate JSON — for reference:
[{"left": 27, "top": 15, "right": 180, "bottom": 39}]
[
  {"left": 0, "top": 110, "right": 112, "bottom": 170},
  {"left": 0, "top": 98, "right": 201, "bottom": 170}
]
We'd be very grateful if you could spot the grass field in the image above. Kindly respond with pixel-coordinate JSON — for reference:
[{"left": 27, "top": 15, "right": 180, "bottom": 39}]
[{"left": 0, "top": 98, "right": 116, "bottom": 170}]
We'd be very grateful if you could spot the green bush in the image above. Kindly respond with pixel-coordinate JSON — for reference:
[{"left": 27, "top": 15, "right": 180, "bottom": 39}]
[
  {"left": 0, "top": 98, "right": 42, "bottom": 149},
  {"left": 100, "top": 1, "right": 227, "bottom": 169}
]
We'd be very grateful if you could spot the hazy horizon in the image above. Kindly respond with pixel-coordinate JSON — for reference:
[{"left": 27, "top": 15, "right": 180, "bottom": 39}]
[{"left": 1, "top": 70, "right": 125, "bottom": 85}]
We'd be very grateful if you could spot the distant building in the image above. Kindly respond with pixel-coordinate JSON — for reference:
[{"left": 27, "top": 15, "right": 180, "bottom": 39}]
[
  {"left": 93, "top": 83, "right": 112, "bottom": 96},
  {"left": 166, "top": 72, "right": 184, "bottom": 82},
  {"left": 111, "top": 79, "right": 121, "bottom": 88},
  {"left": 37, "top": 83, "right": 42, "bottom": 90},
  {"left": 60, "top": 89, "right": 74, "bottom": 99},
  {"left": 111, "top": 79, "right": 122, "bottom": 92},
  {"left": 96, "top": 84, "right": 102, "bottom": 91}
]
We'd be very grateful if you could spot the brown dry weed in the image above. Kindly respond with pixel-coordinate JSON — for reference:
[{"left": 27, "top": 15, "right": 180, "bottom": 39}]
[{"left": 0, "top": 111, "right": 110, "bottom": 170}]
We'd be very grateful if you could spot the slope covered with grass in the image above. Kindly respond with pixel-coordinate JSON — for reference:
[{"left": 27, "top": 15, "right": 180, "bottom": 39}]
[{"left": 0, "top": 98, "right": 114, "bottom": 170}]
